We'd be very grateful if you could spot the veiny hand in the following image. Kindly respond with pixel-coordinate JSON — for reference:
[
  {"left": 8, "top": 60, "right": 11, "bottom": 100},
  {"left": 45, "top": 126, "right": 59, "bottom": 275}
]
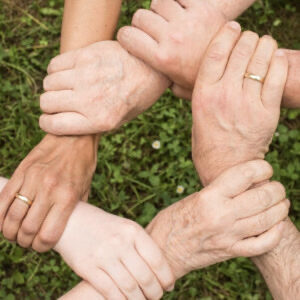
[
  {"left": 39, "top": 41, "right": 170, "bottom": 135},
  {"left": 0, "top": 134, "right": 97, "bottom": 252},
  {"left": 55, "top": 202, "right": 175, "bottom": 300},
  {"left": 147, "top": 160, "right": 289, "bottom": 279},
  {"left": 117, "top": 0, "right": 226, "bottom": 96},
  {"left": 191, "top": 24, "right": 288, "bottom": 185}
]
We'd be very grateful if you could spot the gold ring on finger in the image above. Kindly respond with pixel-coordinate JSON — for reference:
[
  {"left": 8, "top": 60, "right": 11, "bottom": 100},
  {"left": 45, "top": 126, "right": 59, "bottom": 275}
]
[
  {"left": 15, "top": 193, "right": 33, "bottom": 207},
  {"left": 244, "top": 72, "right": 265, "bottom": 83}
]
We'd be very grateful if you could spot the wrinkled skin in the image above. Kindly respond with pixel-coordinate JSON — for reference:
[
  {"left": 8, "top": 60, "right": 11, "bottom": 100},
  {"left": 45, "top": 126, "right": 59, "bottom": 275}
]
[
  {"left": 39, "top": 41, "right": 170, "bottom": 135},
  {"left": 118, "top": 0, "right": 226, "bottom": 94},
  {"left": 0, "top": 134, "right": 97, "bottom": 252}
]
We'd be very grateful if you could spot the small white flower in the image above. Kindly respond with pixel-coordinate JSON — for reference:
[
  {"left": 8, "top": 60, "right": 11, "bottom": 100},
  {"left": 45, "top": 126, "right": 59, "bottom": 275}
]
[
  {"left": 274, "top": 132, "right": 280, "bottom": 137},
  {"left": 152, "top": 140, "right": 161, "bottom": 150},
  {"left": 176, "top": 185, "right": 185, "bottom": 194}
]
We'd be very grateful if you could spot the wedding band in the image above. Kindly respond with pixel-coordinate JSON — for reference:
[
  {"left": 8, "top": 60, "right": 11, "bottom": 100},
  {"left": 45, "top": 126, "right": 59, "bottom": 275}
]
[
  {"left": 15, "top": 193, "right": 33, "bottom": 207},
  {"left": 244, "top": 72, "right": 264, "bottom": 83}
]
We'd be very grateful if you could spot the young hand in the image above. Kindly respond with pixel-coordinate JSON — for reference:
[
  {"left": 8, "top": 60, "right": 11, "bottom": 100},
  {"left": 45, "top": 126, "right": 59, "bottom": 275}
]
[
  {"left": 54, "top": 202, "right": 175, "bottom": 300},
  {"left": 146, "top": 160, "right": 289, "bottom": 279},
  {"left": 191, "top": 24, "right": 288, "bottom": 185},
  {"left": 117, "top": 0, "right": 226, "bottom": 95},
  {"left": 39, "top": 41, "right": 170, "bottom": 135},
  {"left": 0, "top": 134, "right": 97, "bottom": 252}
]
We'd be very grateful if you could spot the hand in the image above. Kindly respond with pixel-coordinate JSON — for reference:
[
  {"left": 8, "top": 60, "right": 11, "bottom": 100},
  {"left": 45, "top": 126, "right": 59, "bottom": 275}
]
[
  {"left": 39, "top": 41, "right": 170, "bottom": 135},
  {"left": 147, "top": 160, "right": 289, "bottom": 279},
  {"left": 55, "top": 202, "right": 175, "bottom": 300},
  {"left": 191, "top": 25, "right": 288, "bottom": 185},
  {"left": 0, "top": 134, "right": 97, "bottom": 252},
  {"left": 117, "top": 0, "right": 226, "bottom": 95}
]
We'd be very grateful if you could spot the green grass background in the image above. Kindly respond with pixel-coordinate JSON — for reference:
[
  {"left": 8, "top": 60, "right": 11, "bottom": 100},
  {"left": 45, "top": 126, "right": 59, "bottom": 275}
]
[{"left": 0, "top": 0, "right": 299, "bottom": 299}]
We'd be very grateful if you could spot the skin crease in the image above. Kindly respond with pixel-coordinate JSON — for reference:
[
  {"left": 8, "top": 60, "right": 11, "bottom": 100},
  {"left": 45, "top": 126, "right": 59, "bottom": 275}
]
[{"left": 117, "top": 0, "right": 300, "bottom": 108}]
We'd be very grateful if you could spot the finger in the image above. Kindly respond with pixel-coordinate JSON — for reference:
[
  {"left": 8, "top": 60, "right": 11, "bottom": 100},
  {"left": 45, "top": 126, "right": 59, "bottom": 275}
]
[
  {"left": 224, "top": 31, "right": 259, "bottom": 84},
  {"left": 209, "top": 160, "right": 273, "bottom": 197},
  {"left": 47, "top": 50, "right": 79, "bottom": 74},
  {"left": 0, "top": 171, "right": 24, "bottom": 231},
  {"left": 151, "top": 0, "right": 184, "bottom": 21},
  {"left": 135, "top": 232, "right": 175, "bottom": 292},
  {"left": 262, "top": 49, "right": 288, "bottom": 111},
  {"left": 132, "top": 9, "right": 168, "bottom": 42},
  {"left": 0, "top": 177, "right": 8, "bottom": 192},
  {"left": 43, "top": 70, "right": 75, "bottom": 91},
  {"left": 196, "top": 21, "right": 241, "bottom": 84},
  {"left": 235, "top": 199, "right": 290, "bottom": 239},
  {"left": 82, "top": 268, "right": 126, "bottom": 300},
  {"left": 232, "top": 221, "right": 284, "bottom": 257},
  {"left": 39, "top": 112, "right": 94, "bottom": 136},
  {"left": 32, "top": 196, "right": 77, "bottom": 252},
  {"left": 40, "top": 90, "right": 77, "bottom": 114},
  {"left": 117, "top": 26, "right": 159, "bottom": 69},
  {"left": 1, "top": 174, "right": 36, "bottom": 241},
  {"left": 243, "top": 35, "right": 277, "bottom": 100},
  {"left": 231, "top": 181, "right": 286, "bottom": 219},
  {"left": 58, "top": 281, "right": 105, "bottom": 300},
  {"left": 102, "top": 259, "right": 146, "bottom": 300},
  {"left": 121, "top": 248, "right": 163, "bottom": 299},
  {"left": 17, "top": 190, "right": 52, "bottom": 248},
  {"left": 171, "top": 84, "right": 192, "bottom": 100}
]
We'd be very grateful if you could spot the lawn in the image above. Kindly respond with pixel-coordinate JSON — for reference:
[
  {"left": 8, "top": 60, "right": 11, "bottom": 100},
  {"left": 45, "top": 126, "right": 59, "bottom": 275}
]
[{"left": 0, "top": 0, "right": 299, "bottom": 299}]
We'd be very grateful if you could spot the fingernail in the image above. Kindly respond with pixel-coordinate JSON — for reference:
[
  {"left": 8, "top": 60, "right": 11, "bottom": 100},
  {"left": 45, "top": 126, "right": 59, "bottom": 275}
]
[
  {"left": 166, "top": 284, "right": 175, "bottom": 292},
  {"left": 228, "top": 21, "right": 241, "bottom": 30},
  {"left": 275, "top": 49, "right": 285, "bottom": 57}
]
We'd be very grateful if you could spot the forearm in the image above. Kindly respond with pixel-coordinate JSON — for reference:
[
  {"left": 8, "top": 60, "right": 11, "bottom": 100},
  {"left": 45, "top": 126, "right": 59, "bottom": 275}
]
[
  {"left": 60, "top": 0, "right": 122, "bottom": 52},
  {"left": 209, "top": 0, "right": 256, "bottom": 20},
  {"left": 252, "top": 219, "right": 300, "bottom": 299}
]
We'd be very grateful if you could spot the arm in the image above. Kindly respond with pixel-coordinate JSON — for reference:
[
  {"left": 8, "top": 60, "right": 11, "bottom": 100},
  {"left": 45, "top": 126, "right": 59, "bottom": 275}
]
[
  {"left": 190, "top": 26, "right": 300, "bottom": 299},
  {"left": 60, "top": 0, "right": 122, "bottom": 52},
  {"left": 0, "top": 0, "right": 122, "bottom": 252},
  {"left": 117, "top": 0, "right": 299, "bottom": 107}
]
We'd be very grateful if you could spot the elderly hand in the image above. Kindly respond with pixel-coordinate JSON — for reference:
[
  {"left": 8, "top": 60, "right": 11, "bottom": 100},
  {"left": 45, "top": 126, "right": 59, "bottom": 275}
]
[
  {"left": 191, "top": 25, "right": 288, "bottom": 185},
  {"left": 117, "top": 0, "right": 226, "bottom": 96},
  {"left": 39, "top": 41, "right": 170, "bottom": 136},
  {"left": 55, "top": 202, "right": 175, "bottom": 300},
  {"left": 147, "top": 160, "right": 289, "bottom": 279},
  {"left": 0, "top": 134, "right": 97, "bottom": 252}
]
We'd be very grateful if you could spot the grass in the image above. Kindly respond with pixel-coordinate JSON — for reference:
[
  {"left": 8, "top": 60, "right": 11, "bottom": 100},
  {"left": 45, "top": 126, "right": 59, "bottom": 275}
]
[{"left": 0, "top": 0, "right": 299, "bottom": 299}]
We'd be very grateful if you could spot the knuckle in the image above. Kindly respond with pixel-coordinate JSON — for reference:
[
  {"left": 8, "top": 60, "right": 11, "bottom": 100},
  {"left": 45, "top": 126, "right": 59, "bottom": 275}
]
[
  {"left": 256, "top": 188, "right": 271, "bottom": 208},
  {"left": 43, "top": 174, "right": 58, "bottom": 190},
  {"left": 21, "top": 222, "right": 37, "bottom": 236},
  {"left": 38, "top": 229, "right": 57, "bottom": 246},
  {"left": 139, "top": 274, "right": 154, "bottom": 287},
  {"left": 243, "top": 31, "right": 259, "bottom": 41},
  {"left": 252, "top": 55, "right": 267, "bottom": 67},
  {"left": 257, "top": 213, "right": 267, "bottom": 230},
  {"left": 7, "top": 208, "right": 23, "bottom": 222},
  {"left": 60, "top": 187, "right": 78, "bottom": 205},
  {"left": 132, "top": 9, "right": 144, "bottom": 25},
  {"left": 207, "top": 43, "right": 227, "bottom": 61},
  {"left": 122, "top": 280, "right": 138, "bottom": 293},
  {"left": 155, "top": 50, "right": 173, "bottom": 66}
]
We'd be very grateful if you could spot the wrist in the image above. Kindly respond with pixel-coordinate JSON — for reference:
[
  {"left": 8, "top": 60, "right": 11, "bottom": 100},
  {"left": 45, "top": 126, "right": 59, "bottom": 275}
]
[
  {"left": 194, "top": 147, "right": 265, "bottom": 186},
  {"left": 252, "top": 219, "right": 300, "bottom": 298}
]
